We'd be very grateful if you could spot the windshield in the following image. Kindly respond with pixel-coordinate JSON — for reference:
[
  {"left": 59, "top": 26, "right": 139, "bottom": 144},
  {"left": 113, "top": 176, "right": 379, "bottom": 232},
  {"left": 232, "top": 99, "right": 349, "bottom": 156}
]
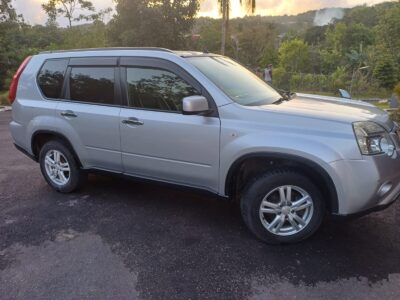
[{"left": 186, "top": 56, "right": 281, "bottom": 106}]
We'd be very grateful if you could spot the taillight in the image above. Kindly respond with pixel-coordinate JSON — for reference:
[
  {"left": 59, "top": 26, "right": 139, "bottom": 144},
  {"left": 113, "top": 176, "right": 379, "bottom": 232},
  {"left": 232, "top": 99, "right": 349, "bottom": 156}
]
[{"left": 8, "top": 56, "right": 32, "bottom": 104}]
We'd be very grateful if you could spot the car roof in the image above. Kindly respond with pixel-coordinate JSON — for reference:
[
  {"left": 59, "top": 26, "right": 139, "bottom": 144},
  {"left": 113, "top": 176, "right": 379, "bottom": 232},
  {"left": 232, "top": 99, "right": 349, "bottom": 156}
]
[{"left": 39, "top": 47, "right": 218, "bottom": 58}]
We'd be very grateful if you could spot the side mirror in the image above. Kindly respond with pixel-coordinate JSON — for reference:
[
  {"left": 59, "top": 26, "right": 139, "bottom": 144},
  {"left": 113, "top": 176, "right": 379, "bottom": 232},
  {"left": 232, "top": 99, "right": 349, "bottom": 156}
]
[
  {"left": 339, "top": 89, "right": 351, "bottom": 99},
  {"left": 182, "top": 95, "right": 211, "bottom": 115}
]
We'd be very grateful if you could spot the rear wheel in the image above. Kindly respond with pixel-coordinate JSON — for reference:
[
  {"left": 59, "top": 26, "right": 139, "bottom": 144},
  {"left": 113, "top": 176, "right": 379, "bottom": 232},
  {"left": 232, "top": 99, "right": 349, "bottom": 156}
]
[
  {"left": 240, "top": 169, "right": 325, "bottom": 244},
  {"left": 39, "top": 140, "right": 86, "bottom": 193}
]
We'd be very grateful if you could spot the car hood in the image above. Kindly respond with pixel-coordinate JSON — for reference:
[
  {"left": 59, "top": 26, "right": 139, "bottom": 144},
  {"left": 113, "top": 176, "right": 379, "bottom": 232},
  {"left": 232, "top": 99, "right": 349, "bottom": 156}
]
[{"left": 256, "top": 93, "right": 394, "bottom": 131}]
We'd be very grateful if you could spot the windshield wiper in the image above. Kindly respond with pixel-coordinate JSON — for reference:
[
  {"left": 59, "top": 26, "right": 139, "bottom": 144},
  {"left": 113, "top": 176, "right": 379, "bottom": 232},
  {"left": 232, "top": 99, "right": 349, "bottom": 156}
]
[{"left": 272, "top": 98, "right": 286, "bottom": 105}]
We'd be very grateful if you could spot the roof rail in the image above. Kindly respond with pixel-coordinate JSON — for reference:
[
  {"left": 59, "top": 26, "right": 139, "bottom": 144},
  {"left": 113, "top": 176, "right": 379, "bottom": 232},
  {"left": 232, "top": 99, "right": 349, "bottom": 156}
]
[{"left": 39, "top": 47, "right": 174, "bottom": 54}]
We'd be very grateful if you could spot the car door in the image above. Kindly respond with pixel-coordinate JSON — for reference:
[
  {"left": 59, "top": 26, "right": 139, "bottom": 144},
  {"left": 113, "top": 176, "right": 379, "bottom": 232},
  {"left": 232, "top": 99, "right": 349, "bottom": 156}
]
[
  {"left": 56, "top": 57, "right": 122, "bottom": 171},
  {"left": 119, "top": 57, "right": 220, "bottom": 192}
]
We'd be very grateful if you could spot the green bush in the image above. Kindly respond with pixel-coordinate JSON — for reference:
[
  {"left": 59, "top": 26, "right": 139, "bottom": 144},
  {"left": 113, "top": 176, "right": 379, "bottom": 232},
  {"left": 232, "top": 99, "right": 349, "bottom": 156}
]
[
  {"left": 394, "top": 82, "right": 400, "bottom": 98},
  {"left": 330, "top": 66, "right": 348, "bottom": 91},
  {"left": 315, "top": 74, "right": 329, "bottom": 91},
  {"left": 0, "top": 91, "right": 9, "bottom": 106},
  {"left": 373, "top": 55, "right": 398, "bottom": 89},
  {"left": 302, "top": 74, "right": 315, "bottom": 91},
  {"left": 290, "top": 73, "right": 302, "bottom": 90},
  {"left": 272, "top": 67, "right": 290, "bottom": 90}
]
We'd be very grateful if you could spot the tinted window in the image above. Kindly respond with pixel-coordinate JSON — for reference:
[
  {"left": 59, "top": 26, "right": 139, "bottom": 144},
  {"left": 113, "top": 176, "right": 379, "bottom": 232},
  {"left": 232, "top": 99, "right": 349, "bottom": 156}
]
[
  {"left": 37, "top": 59, "right": 68, "bottom": 98},
  {"left": 126, "top": 68, "right": 199, "bottom": 112},
  {"left": 70, "top": 67, "right": 114, "bottom": 104}
]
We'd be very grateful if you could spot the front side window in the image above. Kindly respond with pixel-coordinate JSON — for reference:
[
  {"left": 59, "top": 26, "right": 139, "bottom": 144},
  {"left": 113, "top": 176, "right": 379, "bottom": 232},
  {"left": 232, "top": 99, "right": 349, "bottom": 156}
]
[
  {"left": 187, "top": 56, "right": 281, "bottom": 106},
  {"left": 37, "top": 59, "right": 68, "bottom": 98},
  {"left": 126, "top": 67, "right": 199, "bottom": 112},
  {"left": 70, "top": 67, "right": 114, "bottom": 104}
]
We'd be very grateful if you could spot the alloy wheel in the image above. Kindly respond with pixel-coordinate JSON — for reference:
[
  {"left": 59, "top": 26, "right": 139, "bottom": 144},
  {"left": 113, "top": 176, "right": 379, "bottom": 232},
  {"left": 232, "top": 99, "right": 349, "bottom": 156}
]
[{"left": 259, "top": 185, "right": 314, "bottom": 236}]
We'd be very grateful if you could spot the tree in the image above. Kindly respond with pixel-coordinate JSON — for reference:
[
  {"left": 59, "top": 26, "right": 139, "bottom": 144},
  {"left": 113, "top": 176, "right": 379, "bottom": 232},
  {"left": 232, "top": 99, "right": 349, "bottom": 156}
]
[
  {"left": 60, "top": 21, "right": 108, "bottom": 49},
  {"left": 0, "top": 0, "right": 19, "bottom": 22},
  {"left": 235, "top": 22, "right": 277, "bottom": 66},
  {"left": 193, "top": 18, "right": 221, "bottom": 53},
  {"left": 219, "top": 0, "right": 256, "bottom": 55},
  {"left": 304, "top": 25, "right": 328, "bottom": 45},
  {"left": 41, "top": 0, "right": 104, "bottom": 28},
  {"left": 0, "top": 0, "right": 27, "bottom": 90},
  {"left": 108, "top": 0, "right": 199, "bottom": 49},
  {"left": 325, "top": 22, "right": 373, "bottom": 54},
  {"left": 373, "top": 54, "right": 398, "bottom": 90},
  {"left": 375, "top": 3, "right": 400, "bottom": 67},
  {"left": 278, "top": 39, "right": 310, "bottom": 73},
  {"left": 342, "top": 5, "right": 379, "bottom": 27}
]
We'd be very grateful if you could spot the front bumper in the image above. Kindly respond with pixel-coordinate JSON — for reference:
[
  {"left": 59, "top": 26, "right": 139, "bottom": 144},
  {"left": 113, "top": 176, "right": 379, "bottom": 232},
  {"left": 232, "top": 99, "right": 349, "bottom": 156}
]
[
  {"left": 330, "top": 151, "right": 400, "bottom": 215},
  {"left": 332, "top": 194, "right": 399, "bottom": 220}
]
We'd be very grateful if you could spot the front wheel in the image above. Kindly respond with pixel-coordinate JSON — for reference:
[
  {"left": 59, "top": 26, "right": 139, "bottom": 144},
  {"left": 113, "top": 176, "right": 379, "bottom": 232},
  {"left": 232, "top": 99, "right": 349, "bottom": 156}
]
[{"left": 240, "top": 169, "right": 325, "bottom": 244}]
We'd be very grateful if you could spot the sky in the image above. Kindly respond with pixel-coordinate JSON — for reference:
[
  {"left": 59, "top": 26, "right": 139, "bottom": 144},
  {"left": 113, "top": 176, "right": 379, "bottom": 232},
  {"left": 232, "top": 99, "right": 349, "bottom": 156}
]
[{"left": 13, "top": 0, "right": 391, "bottom": 26}]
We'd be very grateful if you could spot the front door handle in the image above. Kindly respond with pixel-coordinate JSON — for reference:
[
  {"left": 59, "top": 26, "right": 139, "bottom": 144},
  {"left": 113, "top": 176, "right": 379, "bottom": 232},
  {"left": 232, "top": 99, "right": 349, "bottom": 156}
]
[
  {"left": 122, "top": 117, "right": 144, "bottom": 126},
  {"left": 60, "top": 110, "right": 77, "bottom": 118}
]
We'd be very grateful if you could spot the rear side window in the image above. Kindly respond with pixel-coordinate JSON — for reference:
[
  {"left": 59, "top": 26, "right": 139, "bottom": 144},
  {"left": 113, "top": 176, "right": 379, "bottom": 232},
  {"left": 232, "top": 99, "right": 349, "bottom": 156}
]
[
  {"left": 126, "top": 67, "right": 199, "bottom": 112},
  {"left": 37, "top": 59, "right": 68, "bottom": 99},
  {"left": 69, "top": 67, "right": 115, "bottom": 105}
]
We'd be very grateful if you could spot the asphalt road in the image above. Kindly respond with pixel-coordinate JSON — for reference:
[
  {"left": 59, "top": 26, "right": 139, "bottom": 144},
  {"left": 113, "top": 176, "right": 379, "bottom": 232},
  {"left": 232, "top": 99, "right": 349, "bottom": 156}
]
[{"left": 1, "top": 110, "right": 400, "bottom": 299}]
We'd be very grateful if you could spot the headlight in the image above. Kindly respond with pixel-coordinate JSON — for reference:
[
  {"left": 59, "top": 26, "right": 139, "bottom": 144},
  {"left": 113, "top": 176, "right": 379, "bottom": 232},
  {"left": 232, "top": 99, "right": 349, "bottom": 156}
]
[{"left": 353, "top": 121, "right": 395, "bottom": 156}]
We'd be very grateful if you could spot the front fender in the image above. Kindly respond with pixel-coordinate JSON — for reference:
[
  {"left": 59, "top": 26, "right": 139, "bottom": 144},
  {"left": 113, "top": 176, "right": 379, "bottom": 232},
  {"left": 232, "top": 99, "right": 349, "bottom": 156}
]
[{"left": 219, "top": 132, "right": 348, "bottom": 210}]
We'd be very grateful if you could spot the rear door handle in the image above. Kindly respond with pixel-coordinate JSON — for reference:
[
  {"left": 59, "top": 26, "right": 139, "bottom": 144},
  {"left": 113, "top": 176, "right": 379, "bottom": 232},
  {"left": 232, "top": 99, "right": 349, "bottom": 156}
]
[
  {"left": 60, "top": 110, "right": 77, "bottom": 118},
  {"left": 122, "top": 117, "right": 144, "bottom": 126}
]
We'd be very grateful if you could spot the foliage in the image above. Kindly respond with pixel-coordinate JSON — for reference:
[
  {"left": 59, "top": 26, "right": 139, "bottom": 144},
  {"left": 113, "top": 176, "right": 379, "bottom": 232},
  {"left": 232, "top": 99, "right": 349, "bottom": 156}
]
[
  {"left": 373, "top": 54, "right": 398, "bottom": 89},
  {"left": 271, "top": 67, "right": 290, "bottom": 90},
  {"left": 0, "top": 0, "right": 20, "bottom": 22},
  {"left": 0, "top": 90, "right": 8, "bottom": 105},
  {"left": 394, "top": 83, "right": 400, "bottom": 99},
  {"left": 325, "top": 22, "right": 373, "bottom": 54},
  {"left": 342, "top": 4, "right": 379, "bottom": 27},
  {"left": 259, "top": 46, "right": 279, "bottom": 69},
  {"left": 235, "top": 23, "right": 277, "bottom": 66},
  {"left": 304, "top": 25, "right": 327, "bottom": 45},
  {"left": 59, "top": 21, "right": 108, "bottom": 49},
  {"left": 41, "top": 0, "right": 108, "bottom": 28},
  {"left": 375, "top": 3, "right": 400, "bottom": 67},
  {"left": 278, "top": 39, "right": 310, "bottom": 73},
  {"left": 331, "top": 66, "right": 348, "bottom": 91},
  {"left": 218, "top": 0, "right": 256, "bottom": 55},
  {"left": 193, "top": 18, "right": 221, "bottom": 53},
  {"left": 108, "top": 0, "right": 199, "bottom": 49},
  {"left": 0, "top": 0, "right": 29, "bottom": 90}
]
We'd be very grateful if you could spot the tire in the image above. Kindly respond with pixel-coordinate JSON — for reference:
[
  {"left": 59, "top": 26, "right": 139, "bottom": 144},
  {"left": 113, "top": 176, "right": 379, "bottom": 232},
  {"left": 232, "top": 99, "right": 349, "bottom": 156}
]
[
  {"left": 39, "top": 140, "right": 86, "bottom": 193},
  {"left": 240, "top": 169, "right": 325, "bottom": 244}
]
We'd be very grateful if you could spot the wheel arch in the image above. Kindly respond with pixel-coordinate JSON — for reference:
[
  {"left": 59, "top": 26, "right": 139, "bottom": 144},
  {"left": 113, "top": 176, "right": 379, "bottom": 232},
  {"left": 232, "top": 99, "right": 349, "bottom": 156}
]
[
  {"left": 31, "top": 130, "right": 83, "bottom": 167},
  {"left": 224, "top": 152, "right": 339, "bottom": 213}
]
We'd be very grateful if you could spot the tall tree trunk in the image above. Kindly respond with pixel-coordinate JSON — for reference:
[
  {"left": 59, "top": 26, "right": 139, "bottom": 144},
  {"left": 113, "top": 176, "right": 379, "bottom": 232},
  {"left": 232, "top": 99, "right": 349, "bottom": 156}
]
[{"left": 220, "top": 0, "right": 227, "bottom": 55}]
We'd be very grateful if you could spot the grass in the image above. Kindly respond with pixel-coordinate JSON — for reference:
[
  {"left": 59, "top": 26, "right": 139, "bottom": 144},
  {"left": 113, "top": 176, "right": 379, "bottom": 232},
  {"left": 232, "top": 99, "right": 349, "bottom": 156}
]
[
  {"left": 298, "top": 90, "right": 337, "bottom": 97},
  {"left": 374, "top": 101, "right": 390, "bottom": 110},
  {"left": 0, "top": 91, "right": 8, "bottom": 106}
]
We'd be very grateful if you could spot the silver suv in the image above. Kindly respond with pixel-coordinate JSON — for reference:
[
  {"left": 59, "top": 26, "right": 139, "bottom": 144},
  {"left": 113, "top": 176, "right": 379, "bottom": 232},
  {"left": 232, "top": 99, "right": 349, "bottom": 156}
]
[{"left": 8, "top": 48, "right": 400, "bottom": 244}]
